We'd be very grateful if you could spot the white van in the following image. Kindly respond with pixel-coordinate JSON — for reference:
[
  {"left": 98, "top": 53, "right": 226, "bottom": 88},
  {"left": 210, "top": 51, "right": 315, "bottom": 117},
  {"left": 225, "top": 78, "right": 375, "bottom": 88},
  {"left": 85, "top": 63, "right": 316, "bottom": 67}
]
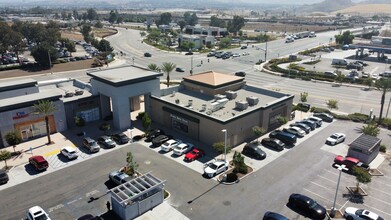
[
  {"left": 285, "top": 37, "right": 294, "bottom": 43},
  {"left": 332, "top": 58, "right": 348, "bottom": 65}
]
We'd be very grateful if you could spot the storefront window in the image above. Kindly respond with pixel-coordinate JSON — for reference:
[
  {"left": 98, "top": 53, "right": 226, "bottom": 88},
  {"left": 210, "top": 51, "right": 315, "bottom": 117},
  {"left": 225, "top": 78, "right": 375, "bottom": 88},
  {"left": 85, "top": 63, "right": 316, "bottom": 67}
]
[{"left": 77, "top": 108, "right": 100, "bottom": 122}]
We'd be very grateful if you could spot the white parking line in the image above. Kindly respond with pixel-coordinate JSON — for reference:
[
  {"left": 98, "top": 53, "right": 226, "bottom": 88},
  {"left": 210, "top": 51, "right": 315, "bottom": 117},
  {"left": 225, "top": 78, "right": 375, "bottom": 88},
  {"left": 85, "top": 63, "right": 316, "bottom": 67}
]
[
  {"left": 303, "top": 188, "right": 343, "bottom": 207},
  {"left": 317, "top": 174, "right": 337, "bottom": 184},
  {"left": 367, "top": 195, "right": 391, "bottom": 207},
  {"left": 364, "top": 203, "right": 391, "bottom": 218},
  {"left": 369, "top": 187, "right": 391, "bottom": 197},
  {"left": 372, "top": 179, "right": 391, "bottom": 188},
  {"left": 310, "top": 181, "right": 335, "bottom": 192}
]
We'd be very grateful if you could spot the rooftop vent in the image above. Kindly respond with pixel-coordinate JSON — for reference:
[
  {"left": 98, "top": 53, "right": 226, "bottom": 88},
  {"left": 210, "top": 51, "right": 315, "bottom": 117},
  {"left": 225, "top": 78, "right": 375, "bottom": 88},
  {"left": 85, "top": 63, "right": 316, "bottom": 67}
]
[
  {"left": 246, "top": 96, "right": 259, "bottom": 106},
  {"left": 225, "top": 90, "right": 237, "bottom": 100},
  {"left": 187, "top": 99, "right": 193, "bottom": 107},
  {"left": 214, "top": 94, "right": 226, "bottom": 101},
  {"left": 235, "top": 100, "right": 248, "bottom": 111},
  {"left": 200, "top": 104, "right": 207, "bottom": 112},
  {"left": 171, "top": 91, "right": 176, "bottom": 97}
]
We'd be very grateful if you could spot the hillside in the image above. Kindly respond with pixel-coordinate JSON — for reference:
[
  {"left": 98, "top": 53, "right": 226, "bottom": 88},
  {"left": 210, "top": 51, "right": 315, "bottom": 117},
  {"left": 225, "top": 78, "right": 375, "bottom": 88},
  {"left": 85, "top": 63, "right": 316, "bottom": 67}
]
[
  {"left": 361, "top": 0, "right": 391, "bottom": 3},
  {"left": 302, "top": 0, "right": 355, "bottom": 13},
  {"left": 336, "top": 4, "right": 391, "bottom": 15}
]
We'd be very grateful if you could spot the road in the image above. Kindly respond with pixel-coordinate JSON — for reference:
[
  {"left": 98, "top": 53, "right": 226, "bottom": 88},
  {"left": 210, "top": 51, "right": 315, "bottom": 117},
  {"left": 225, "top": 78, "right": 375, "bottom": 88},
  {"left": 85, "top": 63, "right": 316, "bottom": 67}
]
[{"left": 2, "top": 120, "right": 390, "bottom": 219}]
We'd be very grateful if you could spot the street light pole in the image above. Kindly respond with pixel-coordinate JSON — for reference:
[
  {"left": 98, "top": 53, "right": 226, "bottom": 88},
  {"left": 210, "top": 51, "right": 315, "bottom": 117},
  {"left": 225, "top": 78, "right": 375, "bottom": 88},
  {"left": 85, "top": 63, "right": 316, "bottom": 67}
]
[
  {"left": 221, "top": 129, "right": 227, "bottom": 162},
  {"left": 330, "top": 164, "right": 348, "bottom": 218},
  {"left": 190, "top": 56, "right": 193, "bottom": 75},
  {"left": 264, "top": 40, "right": 268, "bottom": 61}
]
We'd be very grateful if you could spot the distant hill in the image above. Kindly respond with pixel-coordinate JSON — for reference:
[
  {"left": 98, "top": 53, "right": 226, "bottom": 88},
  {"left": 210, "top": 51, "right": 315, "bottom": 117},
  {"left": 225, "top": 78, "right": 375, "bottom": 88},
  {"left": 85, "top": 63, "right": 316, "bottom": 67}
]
[
  {"left": 336, "top": 4, "right": 391, "bottom": 14},
  {"left": 302, "top": 0, "right": 355, "bottom": 12}
]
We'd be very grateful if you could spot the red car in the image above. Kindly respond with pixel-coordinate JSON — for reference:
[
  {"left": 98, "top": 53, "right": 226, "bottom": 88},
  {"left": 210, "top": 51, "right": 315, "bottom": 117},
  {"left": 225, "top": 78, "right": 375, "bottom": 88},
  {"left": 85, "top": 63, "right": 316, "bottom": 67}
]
[
  {"left": 29, "top": 155, "right": 49, "bottom": 171},
  {"left": 334, "top": 155, "right": 369, "bottom": 170},
  {"left": 184, "top": 148, "right": 204, "bottom": 162}
]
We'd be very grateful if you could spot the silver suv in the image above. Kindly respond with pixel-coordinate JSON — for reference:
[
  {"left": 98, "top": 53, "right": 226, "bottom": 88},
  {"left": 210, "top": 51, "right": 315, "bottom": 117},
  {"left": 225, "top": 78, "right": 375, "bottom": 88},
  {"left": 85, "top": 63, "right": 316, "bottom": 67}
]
[{"left": 82, "top": 137, "right": 100, "bottom": 153}]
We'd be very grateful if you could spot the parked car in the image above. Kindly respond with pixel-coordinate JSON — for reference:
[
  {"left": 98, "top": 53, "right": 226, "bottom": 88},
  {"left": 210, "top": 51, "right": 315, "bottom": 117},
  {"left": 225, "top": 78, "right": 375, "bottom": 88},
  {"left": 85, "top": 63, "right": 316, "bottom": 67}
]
[
  {"left": 185, "top": 51, "right": 194, "bottom": 55},
  {"left": 313, "top": 112, "right": 334, "bottom": 122},
  {"left": 144, "top": 52, "right": 152, "bottom": 57},
  {"left": 184, "top": 148, "right": 205, "bottom": 162},
  {"left": 269, "top": 130, "right": 297, "bottom": 145},
  {"left": 145, "top": 129, "right": 165, "bottom": 142},
  {"left": 235, "top": 71, "right": 246, "bottom": 77},
  {"left": 283, "top": 127, "right": 305, "bottom": 138},
  {"left": 82, "top": 137, "right": 100, "bottom": 153},
  {"left": 263, "top": 211, "right": 289, "bottom": 220},
  {"left": 60, "top": 146, "right": 78, "bottom": 160},
  {"left": 109, "top": 171, "right": 133, "bottom": 185},
  {"left": 347, "top": 62, "right": 363, "bottom": 71},
  {"left": 112, "top": 132, "right": 129, "bottom": 144},
  {"left": 173, "top": 143, "right": 194, "bottom": 156},
  {"left": 151, "top": 135, "right": 172, "bottom": 148},
  {"left": 176, "top": 67, "right": 185, "bottom": 72},
  {"left": 344, "top": 207, "right": 384, "bottom": 220},
  {"left": 241, "top": 45, "right": 248, "bottom": 49},
  {"left": 203, "top": 160, "right": 228, "bottom": 178},
  {"left": 288, "top": 193, "right": 326, "bottom": 219},
  {"left": 242, "top": 142, "right": 266, "bottom": 160},
  {"left": 0, "top": 169, "right": 9, "bottom": 184},
  {"left": 298, "top": 120, "right": 316, "bottom": 130},
  {"left": 160, "top": 139, "right": 181, "bottom": 152},
  {"left": 354, "top": 60, "right": 368, "bottom": 67},
  {"left": 77, "top": 214, "right": 100, "bottom": 220},
  {"left": 232, "top": 53, "right": 240, "bottom": 57},
  {"left": 326, "top": 133, "right": 346, "bottom": 145},
  {"left": 296, "top": 102, "right": 311, "bottom": 112},
  {"left": 242, "top": 52, "right": 250, "bottom": 56},
  {"left": 289, "top": 122, "right": 310, "bottom": 134},
  {"left": 98, "top": 135, "right": 116, "bottom": 148},
  {"left": 334, "top": 155, "right": 369, "bottom": 171},
  {"left": 306, "top": 116, "right": 322, "bottom": 127},
  {"left": 26, "top": 206, "right": 51, "bottom": 220},
  {"left": 207, "top": 52, "right": 215, "bottom": 57},
  {"left": 29, "top": 155, "right": 49, "bottom": 172},
  {"left": 324, "top": 71, "right": 337, "bottom": 77},
  {"left": 261, "top": 138, "right": 285, "bottom": 151}
]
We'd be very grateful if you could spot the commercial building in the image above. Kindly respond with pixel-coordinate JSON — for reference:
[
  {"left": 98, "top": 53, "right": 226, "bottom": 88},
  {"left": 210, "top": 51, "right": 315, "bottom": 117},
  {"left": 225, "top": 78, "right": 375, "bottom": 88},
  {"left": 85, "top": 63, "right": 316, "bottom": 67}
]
[
  {"left": 348, "top": 134, "right": 382, "bottom": 165},
  {"left": 149, "top": 71, "right": 294, "bottom": 147},
  {"left": 184, "top": 25, "right": 227, "bottom": 37},
  {"left": 178, "top": 34, "right": 215, "bottom": 49}
]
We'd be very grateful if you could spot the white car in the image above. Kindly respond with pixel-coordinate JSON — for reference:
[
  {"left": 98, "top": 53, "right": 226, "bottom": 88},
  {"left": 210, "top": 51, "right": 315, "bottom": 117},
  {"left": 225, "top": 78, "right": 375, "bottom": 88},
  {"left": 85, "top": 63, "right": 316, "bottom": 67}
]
[
  {"left": 306, "top": 116, "right": 323, "bottom": 127},
  {"left": 242, "top": 52, "right": 250, "bottom": 56},
  {"left": 285, "top": 126, "right": 305, "bottom": 137},
  {"left": 160, "top": 139, "right": 181, "bottom": 152},
  {"left": 232, "top": 53, "right": 240, "bottom": 57},
  {"left": 27, "top": 206, "right": 51, "bottom": 220},
  {"left": 326, "top": 133, "right": 346, "bottom": 145},
  {"left": 344, "top": 207, "right": 384, "bottom": 220},
  {"left": 173, "top": 143, "right": 194, "bottom": 156},
  {"left": 203, "top": 160, "right": 228, "bottom": 178},
  {"left": 60, "top": 146, "right": 78, "bottom": 160}
]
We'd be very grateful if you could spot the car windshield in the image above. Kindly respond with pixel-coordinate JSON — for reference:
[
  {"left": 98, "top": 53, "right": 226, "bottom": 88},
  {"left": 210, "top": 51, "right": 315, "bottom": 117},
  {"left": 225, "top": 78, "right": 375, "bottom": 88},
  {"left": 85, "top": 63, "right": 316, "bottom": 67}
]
[
  {"left": 309, "top": 200, "right": 318, "bottom": 209},
  {"left": 34, "top": 213, "right": 48, "bottom": 220},
  {"left": 330, "top": 135, "right": 338, "bottom": 139},
  {"left": 355, "top": 209, "right": 364, "bottom": 215},
  {"left": 209, "top": 163, "right": 218, "bottom": 169}
]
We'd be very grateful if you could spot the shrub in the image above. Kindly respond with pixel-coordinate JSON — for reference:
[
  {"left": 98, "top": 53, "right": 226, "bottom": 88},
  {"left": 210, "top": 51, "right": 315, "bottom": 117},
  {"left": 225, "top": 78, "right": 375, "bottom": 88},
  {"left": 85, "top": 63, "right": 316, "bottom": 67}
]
[
  {"left": 136, "top": 112, "right": 145, "bottom": 120},
  {"left": 333, "top": 114, "right": 351, "bottom": 120},
  {"left": 348, "top": 113, "right": 369, "bottom": 122},
  {"left": 213, "top": 142, "right": 232, "bottom": 154},
  {"left": 379, "top": 144, "right": 387, "bottom": 153},
  {"left": 310, "top": 107, "right": 330, "bottom": 113}
]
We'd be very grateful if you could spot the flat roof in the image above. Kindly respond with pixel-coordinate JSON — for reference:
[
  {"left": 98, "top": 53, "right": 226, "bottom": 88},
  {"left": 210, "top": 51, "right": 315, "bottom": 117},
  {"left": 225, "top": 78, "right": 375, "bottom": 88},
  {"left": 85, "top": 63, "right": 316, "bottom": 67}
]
[
  {"left": 110, "top": 172, "right": 165, "bottom": 206},
  {"left": 0, "top": 78, "right": 37, "bottom": 92},
  {"left": 349, "top": 134, "right": 381, "bottom": 152},
  {"left": 87, "top": 65, "right": 163, "bottom": 87},
  {"left": 0, "top": 90, "right": 62, "bottom": 112},
  {"left": 183, "top": 71, "right": 244, "bottom": 88},
  {"left": 156, "top": 84, "right": 293, "bottom": 122}
]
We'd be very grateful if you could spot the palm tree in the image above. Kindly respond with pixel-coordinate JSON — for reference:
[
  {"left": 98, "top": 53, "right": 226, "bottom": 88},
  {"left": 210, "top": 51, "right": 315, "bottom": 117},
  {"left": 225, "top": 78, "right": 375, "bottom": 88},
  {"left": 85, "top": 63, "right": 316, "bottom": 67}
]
[
  {"left": 375, "top": 78, "right": 391, "bottom": 124},
  {"left": 160, "top": 62, "right": 176, "bottom": 87},
  {"left": 147, "top": 63, "right": 160, "bottom": 72},
  {"left": 33, "top": 100, "right": 57, "bottom": 144}
]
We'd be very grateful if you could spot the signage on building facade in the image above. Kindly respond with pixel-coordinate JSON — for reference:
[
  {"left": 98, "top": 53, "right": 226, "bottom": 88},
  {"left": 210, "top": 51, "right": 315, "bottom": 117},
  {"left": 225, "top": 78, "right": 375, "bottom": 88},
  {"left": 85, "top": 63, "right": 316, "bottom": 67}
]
[
  {"left": 170, "top": 114, "right": 188, "bottom": 124},
  {"left": 13, "top": 111, "right": 29, "bottom": 120}
]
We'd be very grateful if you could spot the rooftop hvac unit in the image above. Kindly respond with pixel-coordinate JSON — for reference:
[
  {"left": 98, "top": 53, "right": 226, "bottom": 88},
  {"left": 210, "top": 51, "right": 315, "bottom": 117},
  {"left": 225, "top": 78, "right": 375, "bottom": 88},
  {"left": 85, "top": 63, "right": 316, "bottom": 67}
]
[
  {"left": 210, "top": 98, "right": 228, "bottom": 112},
  {"left": 200, "top": 104, "right": 207, "bottom": 112},
  {"left": 214, "top": 94, "right": 226, "bottom": 100},
  {"left": 188, "top": 99, "right": 193, "bottom": 107},
  {"left": 171, "top": 91, "right": 176, "bottom": 97},
  {"left": 246, "top": 96, "right": 259, "bottom": 106},
  {"left": 225, "top": 90, "right": 237, "bottom": 100},
  {"left": 235, "top": 100, "right": 248, "bottom": 110}
]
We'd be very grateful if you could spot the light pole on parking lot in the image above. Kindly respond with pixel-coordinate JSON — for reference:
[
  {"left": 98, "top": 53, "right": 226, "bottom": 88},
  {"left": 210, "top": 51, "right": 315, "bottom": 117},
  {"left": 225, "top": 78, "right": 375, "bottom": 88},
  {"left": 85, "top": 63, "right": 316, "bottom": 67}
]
[
  {"left": 127, "top": 128, "right": 133, "bottom": 143},
  {"left": 221, "top": 129, "right": 227, "bottom": 162},
  {"left": 330, "top": 164, "right": 348, "bottom": 218}
]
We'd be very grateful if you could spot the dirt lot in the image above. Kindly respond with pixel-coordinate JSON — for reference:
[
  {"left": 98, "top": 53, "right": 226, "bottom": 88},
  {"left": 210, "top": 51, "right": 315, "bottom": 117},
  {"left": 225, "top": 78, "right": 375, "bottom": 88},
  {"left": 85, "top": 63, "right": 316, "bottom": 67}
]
[
  {"left": 60, "top": 28, "right": 117, "bottom": 41},
  {"left": 0, "top": 59, "right": 94, "bottom": 80}
]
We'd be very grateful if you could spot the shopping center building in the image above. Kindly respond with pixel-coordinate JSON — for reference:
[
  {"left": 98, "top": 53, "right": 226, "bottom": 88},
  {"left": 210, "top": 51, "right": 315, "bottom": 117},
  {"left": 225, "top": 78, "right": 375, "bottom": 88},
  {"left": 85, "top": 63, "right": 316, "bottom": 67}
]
[{"left": 0, "top": 65, "right": 293, "bottom": 148}]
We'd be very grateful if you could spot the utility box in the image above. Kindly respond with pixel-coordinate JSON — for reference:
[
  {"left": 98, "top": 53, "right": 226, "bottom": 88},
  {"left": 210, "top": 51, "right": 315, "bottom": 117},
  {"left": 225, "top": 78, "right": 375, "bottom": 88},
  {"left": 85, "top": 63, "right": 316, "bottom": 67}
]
[{"left": 347, "top": 134, "right": 382, "bottom": 165}]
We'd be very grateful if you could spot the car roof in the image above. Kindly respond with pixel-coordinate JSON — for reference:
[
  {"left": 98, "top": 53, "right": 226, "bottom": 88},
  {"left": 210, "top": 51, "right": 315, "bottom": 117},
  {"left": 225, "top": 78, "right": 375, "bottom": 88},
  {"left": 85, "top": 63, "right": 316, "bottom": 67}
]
[
  {"left": 62, "top": 146, "right": 76, "bottom": 151},
  {"left": 213, "top": 160, "right": 226, "bottom": 165},
  {"left": 166, "top": 139, "right": 177, "bottom": 144},
  {"left": 30, "top": 155, "right": 46, "bottom": 162},
  {"left": 28, "top": 206, "right": 45, "bottom": 215},
  {"left": 345, "top": 157, "right": 360, "bottom": 163}
]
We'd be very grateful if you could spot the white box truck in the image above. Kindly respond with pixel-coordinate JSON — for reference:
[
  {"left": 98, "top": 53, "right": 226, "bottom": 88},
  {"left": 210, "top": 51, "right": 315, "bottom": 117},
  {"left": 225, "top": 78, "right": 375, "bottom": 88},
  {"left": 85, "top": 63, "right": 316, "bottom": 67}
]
[{"left": 332, "top": 58, "right": 348, "bottom": 65}]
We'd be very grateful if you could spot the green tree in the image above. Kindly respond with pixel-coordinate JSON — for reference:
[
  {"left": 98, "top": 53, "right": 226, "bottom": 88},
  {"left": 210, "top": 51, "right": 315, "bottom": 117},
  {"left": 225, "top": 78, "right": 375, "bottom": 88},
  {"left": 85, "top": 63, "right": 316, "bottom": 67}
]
[
  {"left": 108, "top": 10, "right": 118, "bottom": 24},
  {"left": 87, "top": 8, "right": 98, "bottom": 21},
  {"left": 5, "top": 130, "right": 22, "bottom": 153},
  {"left": 184, "top": 12, "right": 198, "bottom": 26},
  {"left": 233, "top": 151, "right": 247, "bottom": 174},
  {"left": 352, "top": 166, "right": 371, "bottom": 193},
  {"left": 361, "top": 122, "right": 380, "bottom": 137},
  {"left": 60, "top": 38, "right": 76, "bottom": 53},
  {"left": 252, "top": 126, "right": 266, "bottom": 142},
  {"left": 33, "top": 100, "right": 57, "bottom": 144},
  {"left": 97, "top": 39, "right": 113, "bottom": 53},
  {"left": 74, "top": 116, "right": 85, "bottom": 127},
  {"left": 0, "top": 150, "right": 12, "bottom": 168},
  {"left": 210, "top": 15, "right": 226, "bottom": 28},
  {"left": 99, "top": 122, "right": 111, "bottom": 135},
  {"left": 30, "top": 43, "right": 58, "bottom": 67},
  {"left": 276, "top": 116, "right": 288, "bottom": 125},
  {"left": 80, "top": 24, "right": 92, "bottom": 42},
  {"left": 148, "top": 63, "right": 160, "bottom": 72},
  {"left": 73, "top": 9, "right": 79, "bottom": 20},
  {"left": 335, "top": 71, "right": 345, "bottom": 85},
  {"left": 300, "top": 92, "right": 308, "bottom": 102},
  {"left": 375, "top": 78, "right": 391, "bottom": 124},
  {"left": 142, "top": 112, "right": 152, "bottom": 132},
  {"left": 160, "top": 12, "right": 172, "bottom": 25},
  {"left": 161, "top": 62, "right": 176, "bottom": 87},
  {"left": 125, "top": 151, "right": 139, "bottom": 176},
  {"left": 178, "top": 20, "right": 187, "bottom": 31},
  {"left": 219, "top": 37, "right": 231, "bottom": 49},
  {"left": 212, "top": 142, "right": 232, "bottom": 155},
  {"left": 326, "top": 99, "right": 338, "bottom": 110},
  {"left": 227, "top": 16, "right": 245, "bottom": 35},
  {"left": 94, "top": 20, "right": 103, "bottom": 28},
  {"left": 146, "top": 29, "right": 161, "bottom": 43},
  {"left": 335, "top": 31, "right": 354, "bottom": 45}
]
